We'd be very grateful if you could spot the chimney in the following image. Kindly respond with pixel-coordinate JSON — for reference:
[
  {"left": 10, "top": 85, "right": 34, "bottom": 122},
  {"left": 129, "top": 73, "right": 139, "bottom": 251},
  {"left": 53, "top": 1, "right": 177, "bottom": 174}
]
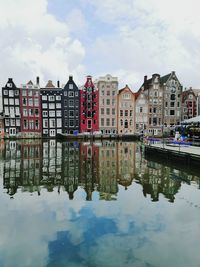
[
  {"left": 69, "top": 75, "right": 73, "bottom": 81},
  {"left": 36, "top": 76, "right": 40, "bottom": 85},
  {"left": 57, "top": 80, "right": 60, "bottom": 87},
  {"left": 8, "top": 78, "right": 13, "bottom": 82},
  {"left": 144, "top": 75, "right": 147, "bottom": 82}
]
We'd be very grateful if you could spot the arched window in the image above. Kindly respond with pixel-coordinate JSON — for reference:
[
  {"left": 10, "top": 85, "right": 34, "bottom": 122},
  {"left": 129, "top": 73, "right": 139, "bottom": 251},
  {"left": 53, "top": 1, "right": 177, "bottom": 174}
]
[{"left": 171, "top": 94, "right": 175, "bottom": 100}]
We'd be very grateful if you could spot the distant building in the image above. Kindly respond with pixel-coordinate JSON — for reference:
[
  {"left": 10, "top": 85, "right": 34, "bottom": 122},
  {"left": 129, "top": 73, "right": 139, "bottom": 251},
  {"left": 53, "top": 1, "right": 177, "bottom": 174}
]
[
  {"left": 40, "top": 80, "right": 62, "bottom": 137},
  {"left": 80, "top": 76, "right": 99, "bottom": 133},
  {"left": 181, "top": 87, "right": 200, "bottom": 120},
  {"left": 20, "top": 78, "right": 42, "bottom": 138},
  {"left": 117, "top": 85, "right": 135, "bottom": 134},
  {"left": 139, "top": 72, "right": 182, "bottom": 136},
  {"left": 96, "top": 74, "right": 118, "bottom": 134},
  {"left": 135, "top": 87, "right": 148, "bottom": 135},
  {"left": 62, "top": 76, "right": 80, "bottom": 134},
  {"left": 2, "top": 78, "right": 21, "bottom": 137}
]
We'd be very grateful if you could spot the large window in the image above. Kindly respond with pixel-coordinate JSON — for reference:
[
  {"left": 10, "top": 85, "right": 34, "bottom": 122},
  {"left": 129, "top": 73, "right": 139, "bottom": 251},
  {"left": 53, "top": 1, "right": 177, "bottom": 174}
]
[
  {"left": 87, "top": 120, "right": 92, "bottom": 129},
  {"left": 69, "top": 100, "right": 74, "bottom": 107}
]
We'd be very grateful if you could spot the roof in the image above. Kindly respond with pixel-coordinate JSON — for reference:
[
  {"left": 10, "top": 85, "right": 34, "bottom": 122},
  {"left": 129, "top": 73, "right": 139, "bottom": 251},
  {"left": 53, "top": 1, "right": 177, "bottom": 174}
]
[
  {"left": 118, "top": 85, "right": 134, "bottom": 95},
  {"left": 27, "top": 80, "right": 33, "bottom": 85},
  {"left": 139, "top": 72, "right": 174, "bottom": 91},
  {"left": 45, "top": 80, "right": 55, "bottom": 88}
]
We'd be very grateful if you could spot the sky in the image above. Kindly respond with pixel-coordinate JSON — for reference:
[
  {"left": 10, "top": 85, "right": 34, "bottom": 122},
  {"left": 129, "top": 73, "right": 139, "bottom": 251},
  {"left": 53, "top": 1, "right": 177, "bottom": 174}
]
[{"left": 0, "top": 0, "right": 200, "bottom": 92}]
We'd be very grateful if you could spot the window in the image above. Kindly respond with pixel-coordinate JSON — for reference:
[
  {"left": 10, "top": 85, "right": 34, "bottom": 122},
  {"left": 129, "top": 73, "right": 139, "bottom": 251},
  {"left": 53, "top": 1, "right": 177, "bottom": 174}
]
[
  {"left": 9, "top": 99, "right": 14, "bottom": 105},
  {"left": 42, "top": 95, "right": 47, "bottom": 100},
  {"left": 170, "top": 102, "right": 175, "bottom": 107},
  {"left": 170, "top": 110, "right": 175, "bottom": 115},
  {"left": 69, "top": 100, "right": 74, "bottom": 107},
  {"left": 49, "top": 103, "right": 55, "bottom": 109},
  {"left": 11, "top": 119, "right": 15, "bottom": 126},
  {"left": 4, "top": 90, "right": 8, "bottom": 95},
  {"left": 9, "top": 90, "right": 14, "bottom": 97},
  {"left": 112, "top": 99, "right": 115, "bottom": 106},
  {"left": 15, "top": 107, "right": 20, "bottom": 115},
  {"left": 69, "top": 84, "right": 73, "bottom": 89},
  {"left": 106, "top": 99, "right": 110, "bottom": 105},
  {"left": 101, "top": 90, "right": 104, "bottom": 96},
  {"left": 43, "top": 103, "right": 49, "bottom": 111},
  {"left": 49, "top": 119, "right": 55, "bottom": 128},
  {"left": 28, "top": 98, "right": 33, "bottom": 106},
  {"left": 56, "top": 95, "right": 61, "bottom": 101},
  {"left": 68, "top": 91, "right": 74, "bottom": 97},
  {"left": 87, "top": 120, "right": 92, "bottom": 129},
  {"left": 69, "top": 120, "right": 74, "bottom": 127},
  {"left": 5, "top": 119, "right": 9, "bottom": 126},
  {"left": 4, "top": 98, "right": 8, "bottom": 105},
  {"left": 22, "top": 98, "right": 27, "bottom": 105},
  {"left": 177, "top": 102, "right": 180, "bottom": 107},
  {"left": 75, "top": 100, "right": 79, "bottom": 106},
  {"left": 106, "top": 118, "right": 110, "bottom": 126},
  {"left": 15, "top": 99, "right": 19, "bottom": 105},
  {"left": 101, "top": 108, "right": 104, "bottom": 115},
  {"left": 64, "top": 91, "right": 67, "bottom": 96},
  {"left": 15, "top": 90, "right": 19, "bottom": 95},
  {"left": 153, "top": 118, "right": 157, "bottom": 125},
  {"left": 153, "top": 107, "right": 156, "bottom": 113},
  {"left": 49, "top": 111, "right": 55, "bottom": 117},
  {"left": 64, "top": 100, "right": 67, "bottom": 106},
  {"left": 35, "top": 109, "right": 39, "bottom": 116},
  {"left": 101, "top": 118, "right": 104, "bottom": 126},
  {"left": 107, "top": 90, "right": 110, "bottom": 96},
  {"left": 29, "top": 109, "right": 34, "bottom": 116},
  {"left": 106, "top": 108, "right": 110, "bottom": 115},
  {"left": 171, "top": 94, "right": 175, "bottom": 101},
  {"left": 49, "top": 96, "right": 55, "bottom": 101},
  {"left": 125, "top": 110, "right": 128, "bottom": 116},
  {"left": 56, "top": 110, "right": 61, "bottom": 117},
  {"left": 56, "top": 103, "right": 61, "bottom": 108},
  {"left": 139, "top": 107, "right": 142, "bottom": 113},
  {"left": 112, "top": 108, "right": 115, "bottom": 115},
  {"left": 34, "top": 99, "right": 39, "bottom": 106},
  {"left": 120, "top": 119, "right": 123, "bottom": 126},
  {"left": 120, "top": 110, "right": 123, "bottom": 116},
  {"left": 24, "top": 119, "right": 28, "bottom": 129},
  {"left": 112, "top": 118, "right": 115, "bottom": 126},
  {"left": 75, "top": 92, "right": 78, "bottom": 96},
  {"left": 35, "top": 120, "right": 39, "bottom": 129},
  {"left": 28, "top": 90, "right": 33, "bottom": 96},
  {"left": 125, "top": 119, "right": 128, "bottom": 128},
  {"left": 43, "top": 111, "right": 48, "bottom": 117},
  {"left": 69, "top": 110, "right": 74, "bottom": 117},
  {"left": 29, "top": 120, "right": 34, "bottom": 129},
  {"left": 112, "top": 91, "right": 115, "bottom": 96},
  {"left": 87, "top": 111, "right": 92, "bottom": 117},
  {"left": 149, "top": 118, "right": 151, "bottom": 125}
]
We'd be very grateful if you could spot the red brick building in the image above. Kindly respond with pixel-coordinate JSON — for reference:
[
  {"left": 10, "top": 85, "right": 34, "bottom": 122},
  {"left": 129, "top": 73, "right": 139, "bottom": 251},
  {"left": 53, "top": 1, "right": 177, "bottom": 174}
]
[
  {"left": 182, "top": 88, "right": 200, "bottom": 120},
  {"left": 20, "top": 79, "right": 42, "bottom": 138},
  {"left": 80, "top": 76, "right": 99, "bottom": 132}
]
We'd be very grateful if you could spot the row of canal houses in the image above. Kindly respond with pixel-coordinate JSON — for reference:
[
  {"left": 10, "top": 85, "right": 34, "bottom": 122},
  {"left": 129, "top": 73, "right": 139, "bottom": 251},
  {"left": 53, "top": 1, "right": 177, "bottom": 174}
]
[{"left": 1, "top": 72, "right": 200, "bottom": 138}]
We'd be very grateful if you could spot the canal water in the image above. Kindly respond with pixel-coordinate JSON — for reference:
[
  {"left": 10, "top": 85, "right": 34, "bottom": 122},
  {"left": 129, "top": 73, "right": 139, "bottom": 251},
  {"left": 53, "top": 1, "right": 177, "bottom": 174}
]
[{"left": 0, "top": 140, "right": 199, "bottom": 267}]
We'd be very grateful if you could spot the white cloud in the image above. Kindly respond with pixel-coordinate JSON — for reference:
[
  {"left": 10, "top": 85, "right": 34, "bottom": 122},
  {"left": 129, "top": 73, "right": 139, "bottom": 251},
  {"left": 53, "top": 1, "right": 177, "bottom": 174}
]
[
  {"left": 0, "top": 0, "right": 86, "bottom": 90},
  {"left": 86, "top": 0, "right": 200, "bottom": 88}
]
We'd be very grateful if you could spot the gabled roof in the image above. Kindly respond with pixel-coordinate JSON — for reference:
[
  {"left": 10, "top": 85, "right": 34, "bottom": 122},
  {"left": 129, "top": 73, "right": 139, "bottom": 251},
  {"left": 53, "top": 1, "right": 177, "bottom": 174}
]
[
  {"left": 160, "top": 73, "right": 171, "bottom": 84},
  {"left": 27, "top": 80, "right": 33, "bottom": 85},
  {"left": 118, "top": 85, "right": 134, "bottom": 95},
  {"left": 139, "top": 72, "right": 179, "bottom": 91},
  {"left": 45, "top": 80, "right": 55, "bottom": 88}
]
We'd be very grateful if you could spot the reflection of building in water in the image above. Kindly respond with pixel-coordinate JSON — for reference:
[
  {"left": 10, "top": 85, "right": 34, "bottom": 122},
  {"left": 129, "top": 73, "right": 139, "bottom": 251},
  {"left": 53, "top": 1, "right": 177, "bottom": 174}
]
[
  {"left": 98, "top": 141, "right": 118, "bottom": 200},
  {"left": 138, "top": 161, "right": 181, "bottom": 202},
  {"left": 117, "top": 142, "right": 136, "bottom": 189},
  {"left": 62, "top": 142, "right": 80, "bottom": 199},
  {"left": 20, "top": 140, "right": 42, "bottom": 194},
  {"left": 3, "top": 141, "right": 21, "bottom": 197},
  {"left": 79, "top": 142, "right": 99, "bottom": 200},
  {"left": 41, "top": 140, "right": 62, "bottom": 192}
]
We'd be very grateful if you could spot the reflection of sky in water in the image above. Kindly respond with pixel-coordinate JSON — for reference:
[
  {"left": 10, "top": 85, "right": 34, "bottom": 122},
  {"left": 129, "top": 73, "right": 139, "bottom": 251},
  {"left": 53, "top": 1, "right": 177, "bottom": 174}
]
[
  {"left": 0, "top": 183, "right": 199, "bottom": 267},
  {"left": 0, "top": 140, "right": 200, "bottom": 267}
]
